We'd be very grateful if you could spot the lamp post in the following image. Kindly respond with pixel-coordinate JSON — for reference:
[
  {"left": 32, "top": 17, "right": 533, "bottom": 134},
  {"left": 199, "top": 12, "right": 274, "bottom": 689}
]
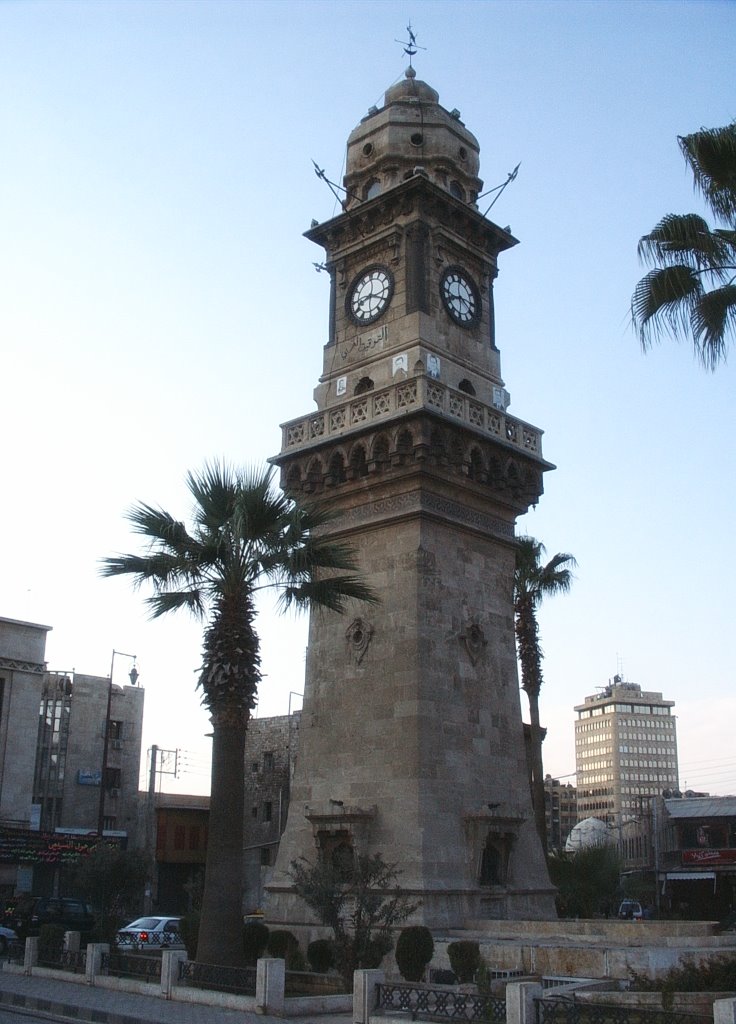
[{"left": 97, "top": 650, "right": 138, "bottom": 837}]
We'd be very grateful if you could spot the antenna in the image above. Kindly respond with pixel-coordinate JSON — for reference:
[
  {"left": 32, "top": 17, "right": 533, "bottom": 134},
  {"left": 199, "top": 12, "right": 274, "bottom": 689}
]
[
  {"left": 480, "top": 163, "right": 521, "bottom": 218},
  {"left": 395, "top": 22, "right": 426, "bottom": 69},
  {"left": 311, "top": 160, "right": 363, "bottom": 208}
]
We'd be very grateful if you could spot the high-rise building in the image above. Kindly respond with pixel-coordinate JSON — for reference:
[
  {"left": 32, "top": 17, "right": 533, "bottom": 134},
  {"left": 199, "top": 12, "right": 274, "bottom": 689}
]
[{"left": 574, "top": 676, "right": 679, "bottom": 825}]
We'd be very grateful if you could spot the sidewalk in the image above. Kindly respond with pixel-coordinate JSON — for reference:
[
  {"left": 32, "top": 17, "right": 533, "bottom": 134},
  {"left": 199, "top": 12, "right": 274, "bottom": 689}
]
[{"left": 0, "top": 967, "right": 355, "bottom": 1024}]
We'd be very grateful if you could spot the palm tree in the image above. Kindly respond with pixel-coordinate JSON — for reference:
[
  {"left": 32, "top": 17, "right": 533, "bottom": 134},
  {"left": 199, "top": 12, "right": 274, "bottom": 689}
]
[
  {"left": 101, "top": 461, "right": 375, "bottom": 966},
  {"left": 513, "top": 536, "right": 576, "bottom": 852},
  {"left": 632, "top": 121, "right": 736, "bottom": 370}
]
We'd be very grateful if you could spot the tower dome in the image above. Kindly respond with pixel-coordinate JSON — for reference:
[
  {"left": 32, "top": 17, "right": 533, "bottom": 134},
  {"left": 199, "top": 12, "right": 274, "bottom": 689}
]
[{"left": 343, "top": 67, "right": 483, "bottom": 210}]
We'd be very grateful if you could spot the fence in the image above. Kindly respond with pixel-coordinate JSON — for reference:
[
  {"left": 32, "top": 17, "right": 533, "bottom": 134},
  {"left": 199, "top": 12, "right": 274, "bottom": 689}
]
[
  {"left": 376, "top": 980, "right": 506, "bottom": 1022},
  {"left": 538, "top": 996, "right": 714, "bottom": 1024}
]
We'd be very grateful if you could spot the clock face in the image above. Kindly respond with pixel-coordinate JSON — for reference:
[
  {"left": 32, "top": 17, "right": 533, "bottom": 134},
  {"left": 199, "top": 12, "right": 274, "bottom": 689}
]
[
  {"left": 440, "top": 267, "right": 480, "bottom": 326},
  {"left": 347, "top": 266, "right": 393, "bottom": 325}
]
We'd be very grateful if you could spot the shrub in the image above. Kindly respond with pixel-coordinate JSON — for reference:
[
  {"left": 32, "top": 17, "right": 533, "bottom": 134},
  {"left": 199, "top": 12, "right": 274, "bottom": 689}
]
[
  {"left": 447, "top": 940, "right": 480, "bottom": 984},
  {"left": 242, "top": 920, "right": 270, "bottom": 964},
  {"left": 179, "top": 913, "right": 199, "bottom": 960},
  {"left": 307, "top": 938, "right": 335, "bottom": 973},
  {"left": 38, "top": 924, "right": 65, "bottom": 965},
  {"left": 396, "top": 925, "right": 434, "bottom": 982},
  {"left": 629, "top": 954, "right": 736, "bottom": 993},
  {"left": 268, "top": 929, "right": 304, "bottom": 969}
]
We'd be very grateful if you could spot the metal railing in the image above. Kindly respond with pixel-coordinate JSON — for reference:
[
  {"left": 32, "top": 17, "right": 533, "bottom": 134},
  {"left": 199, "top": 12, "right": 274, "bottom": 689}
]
[
  {"left": 101, "top": 951, "right": 162, "bottom": 983},
  {"left": 537, "top": 996, "right": 707, "bottom": 1024},
  {"left": 38, "top": 948, "right": 87, "bottom": 973},
  {"left": 178, "top": 959, "right": 257, "bottom": 996},
  {"left": 376, "top": 981, "right": 506, "bottom": 1022}
]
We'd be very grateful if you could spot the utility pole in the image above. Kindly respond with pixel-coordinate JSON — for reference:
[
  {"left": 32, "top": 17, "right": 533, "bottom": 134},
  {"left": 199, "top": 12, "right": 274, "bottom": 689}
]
[{"left": 144, "top": 744, "right": 158, "bottom": 914}]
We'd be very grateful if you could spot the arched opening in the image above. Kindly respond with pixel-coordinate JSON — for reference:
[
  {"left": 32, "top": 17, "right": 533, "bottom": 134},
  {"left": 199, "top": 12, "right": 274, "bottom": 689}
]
[
  {"left": 327, "top": 452, "right": 346, "bottom": 486},
  {"left": 349, "top": 445, "right": 369, "bottom": 479},
  {"left": 458, "top": 379, "right": 476, "bottom": 396},
  {"left": 479, "top": 838, "right": 502, "bottom": 886},
  {"left": 467, "top": 447, "right": 484, "bottom": 481},
  {"left": 354, "top": 376, "right": 374, "bottom": 395}
]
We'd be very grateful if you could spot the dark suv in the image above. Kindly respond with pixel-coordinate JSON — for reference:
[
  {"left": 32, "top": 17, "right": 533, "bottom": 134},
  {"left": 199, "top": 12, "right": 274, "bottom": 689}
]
[{"left": 18, "top": 897, "right": 95, "bottom": 936}]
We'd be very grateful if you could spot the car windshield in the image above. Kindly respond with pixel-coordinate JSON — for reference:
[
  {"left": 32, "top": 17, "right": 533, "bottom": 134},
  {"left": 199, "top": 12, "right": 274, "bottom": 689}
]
[{"left": 123, "top": 918, "right": 163, "bottom": 929}]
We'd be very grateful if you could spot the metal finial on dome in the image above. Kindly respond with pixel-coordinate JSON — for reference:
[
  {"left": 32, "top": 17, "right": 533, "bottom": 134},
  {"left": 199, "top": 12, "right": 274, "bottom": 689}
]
[{"left": 395, "top": 21, "right": 426, "bottom": 70}]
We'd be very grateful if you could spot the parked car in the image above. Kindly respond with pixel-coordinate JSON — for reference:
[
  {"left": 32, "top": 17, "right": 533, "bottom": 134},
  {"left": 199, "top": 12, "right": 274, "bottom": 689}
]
[
  {"left": 115, "top": 916, "right": 183, "bottom": 950},
  {"left": 618, "top": 899, "right": 644, "bottom": 920},
  {"left": 0, "top": 925, "right": 18, "bottom": 954},
  {"left": 30, "top": 897, "right": 95, "bottom": 935}
]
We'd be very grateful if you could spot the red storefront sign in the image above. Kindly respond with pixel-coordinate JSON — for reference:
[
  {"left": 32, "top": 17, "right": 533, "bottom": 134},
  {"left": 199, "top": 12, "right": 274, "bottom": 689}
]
[{"left": 682, "top": 848, "right": 736, "bottom": 866}]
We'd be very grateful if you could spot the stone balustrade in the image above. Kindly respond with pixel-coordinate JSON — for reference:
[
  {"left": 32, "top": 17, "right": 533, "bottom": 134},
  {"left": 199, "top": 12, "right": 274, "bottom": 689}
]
[{"left": 281, "top": 375, "right": 543, "bottom": 458}]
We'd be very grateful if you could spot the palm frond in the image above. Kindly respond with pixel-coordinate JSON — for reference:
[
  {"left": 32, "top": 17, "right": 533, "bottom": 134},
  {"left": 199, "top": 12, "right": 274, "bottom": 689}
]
[
  {"left": 146, "top": 590, "right": 205, "bottom": 619},
  {"left": 632, "top": 265, "right": 703, "bottom": 349},
  {"left": 278, "top": 575, "right": 378, "bottom": 615},
  {"left": 126, "top": 503, "right": 200, "bottom": 557},
  {"left": 691, "top": 283, "right": 736, "bottom": 369},
  {"left": 99, "top": 551, "right": 191, "bottom": 587},
  {"left": 637, "top": 214, "right": 734, "bottom": 272},
  {"left": 679, "top": 122, "right": 736, "bottom": 224}
]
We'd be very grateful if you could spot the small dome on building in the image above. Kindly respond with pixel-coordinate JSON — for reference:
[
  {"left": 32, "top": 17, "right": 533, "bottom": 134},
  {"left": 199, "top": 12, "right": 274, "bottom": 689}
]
[
  {"left": 565, "top": 816, "right": 615, "bottom": 853},
  {"left": 343, "top": 68, "right": 483, "bottom": 210}
]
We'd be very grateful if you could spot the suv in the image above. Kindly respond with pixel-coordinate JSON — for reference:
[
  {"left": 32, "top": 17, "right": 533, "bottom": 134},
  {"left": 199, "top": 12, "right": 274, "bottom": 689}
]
[
  {"left": 20, "top": 897, "right": 95, "bottom": 936},
  {"left": 618, "top": 899, "right": 644, "bottom": 920}
]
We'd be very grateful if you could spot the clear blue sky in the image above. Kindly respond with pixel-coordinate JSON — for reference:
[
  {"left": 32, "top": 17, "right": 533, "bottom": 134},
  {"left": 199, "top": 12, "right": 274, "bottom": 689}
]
[{"left": 1, "top": 0, "right": 734, "bottom": 796}]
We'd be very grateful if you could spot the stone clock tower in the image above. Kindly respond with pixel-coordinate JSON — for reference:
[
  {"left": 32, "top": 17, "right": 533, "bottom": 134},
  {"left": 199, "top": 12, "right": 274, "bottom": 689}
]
[{"left": 266, "top": 68, "right": 557, "bottom": 926}]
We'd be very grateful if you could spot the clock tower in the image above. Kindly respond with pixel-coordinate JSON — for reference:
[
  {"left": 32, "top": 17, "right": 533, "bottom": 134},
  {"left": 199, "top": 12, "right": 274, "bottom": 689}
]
[{"left": 266, "top": 68, "right": 557, "bottom": 927}]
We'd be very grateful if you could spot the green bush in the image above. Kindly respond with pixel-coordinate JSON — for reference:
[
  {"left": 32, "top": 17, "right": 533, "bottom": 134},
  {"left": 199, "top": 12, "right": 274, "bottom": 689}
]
[
  {"left": 179, "top": 913, "right": 199, "bottom": 960},
  {"left": 38, "top": 924, "right": 65, "bottom": 964},
  {"left": 447, "top": 940, "right": 480, "bottom": 984},
  {"left": 242, "top": 920, "right": 270, "bottom": 964},
  {"left": 629, "top": 954, "right": 736, "bottom": 993},
  {"left": 396, "top": 926, "right": 434, "bottom": 982},
  {"left": 307, "top": 938, "right": 335, "bottom": 973},
  {"left": 268, "top": 929, "right": 304, "bottom": 969}
]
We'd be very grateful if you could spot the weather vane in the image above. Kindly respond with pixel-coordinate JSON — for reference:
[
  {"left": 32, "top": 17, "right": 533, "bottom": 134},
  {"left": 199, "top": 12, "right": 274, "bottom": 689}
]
[{"left": 395, "top": 22, "right": 426, "bottom": 69}]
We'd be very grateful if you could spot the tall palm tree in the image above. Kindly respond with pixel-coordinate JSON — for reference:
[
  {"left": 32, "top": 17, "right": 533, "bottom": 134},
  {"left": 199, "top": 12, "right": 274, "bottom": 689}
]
[
  {"left": 101, "top": 462, "right": 375, "bottom": 966},
  {"left": 514, "top": 536, "right": 576, "bottom": 852},
  {"left": 632, "top": 121, "right": 736, "bottom": 370}
]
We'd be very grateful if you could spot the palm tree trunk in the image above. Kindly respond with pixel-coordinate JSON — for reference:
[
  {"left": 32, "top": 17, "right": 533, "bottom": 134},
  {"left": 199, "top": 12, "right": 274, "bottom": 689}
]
[
  {"left": 527, "top": 690, "right": 547, "bottom": 855},
  {"left": 195, "top": 707, "right": 247, "bottom": 965}
]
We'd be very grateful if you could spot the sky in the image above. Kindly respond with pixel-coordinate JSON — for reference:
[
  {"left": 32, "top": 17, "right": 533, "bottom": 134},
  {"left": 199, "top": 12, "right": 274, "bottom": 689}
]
[{"left": 1, "top": 0, "right": 734, "bottom": 799}]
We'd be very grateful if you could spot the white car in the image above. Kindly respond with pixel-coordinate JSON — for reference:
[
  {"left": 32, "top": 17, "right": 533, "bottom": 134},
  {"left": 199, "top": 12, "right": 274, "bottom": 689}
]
[
  {"left": 0, "top": 925, "right": 18, "bottom": 954},
  {"left": 115, "top": 915, "right": 183, "bottom": 950}
]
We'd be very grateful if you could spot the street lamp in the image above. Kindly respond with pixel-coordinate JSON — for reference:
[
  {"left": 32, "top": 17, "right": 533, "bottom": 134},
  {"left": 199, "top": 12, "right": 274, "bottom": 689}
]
[{"left": 97, "top": 650, "right": 138, "bottom": 836}]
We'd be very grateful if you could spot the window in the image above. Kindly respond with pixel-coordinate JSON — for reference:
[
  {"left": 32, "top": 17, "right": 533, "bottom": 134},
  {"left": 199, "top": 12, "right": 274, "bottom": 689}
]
[
  {"left": 251, "top": 762, "right": 259, "bottom": 772},
  {"left": 104, "top": 767, "right": 121, "bottom": 790},
  {"left": 189, "top": 826, "right": 201, "bottom": 850},
  {"left": 103, "top": 816, "right": 117, "bottom": 831},
  {"left": 108, "top": 720, "right": 123, "bottom": 740},
  {"left": 251, "top": 805, "right": 258, "bottom": 819},
  {"left": 263, "top": 801, "right": 272, "bottom": 823},
  {"left": 263, "top": 751, "right": 274, "bottom": 772},
  {"left": 174, "top": 826, "right": 186, "bottom": 850}
]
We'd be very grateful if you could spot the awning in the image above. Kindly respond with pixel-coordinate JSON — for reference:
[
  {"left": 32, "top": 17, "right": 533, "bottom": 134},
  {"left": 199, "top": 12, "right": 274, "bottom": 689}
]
[{"left": 666, "top": 871, "right": 716, "bottom": 880}]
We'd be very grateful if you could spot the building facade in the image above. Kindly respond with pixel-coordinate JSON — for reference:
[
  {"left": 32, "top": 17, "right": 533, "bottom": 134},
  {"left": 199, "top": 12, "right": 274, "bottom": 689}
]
[
  {"left": 544, "top": 775, "right": 577, "bottom": 852},
  {"left": 0, "top": 616, "right": 144, "bottom": 896},
  {"left": 574, "top": 676, "right": 679, "bottom": 826},
  {"left": 267, "top": 66, "right": 556, "bottom": 928}
]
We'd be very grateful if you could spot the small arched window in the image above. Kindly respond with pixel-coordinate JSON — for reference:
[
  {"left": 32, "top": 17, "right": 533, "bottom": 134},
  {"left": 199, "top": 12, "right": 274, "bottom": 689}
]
[
  {"left": 364, "top": 178, "right": 381, "bottom": 201},
  {"left": 458, "top": 379, "right": 476, "bottom": 396},
  {"left": 354, "top": 376, "right": 374, "bottom": 395}
]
